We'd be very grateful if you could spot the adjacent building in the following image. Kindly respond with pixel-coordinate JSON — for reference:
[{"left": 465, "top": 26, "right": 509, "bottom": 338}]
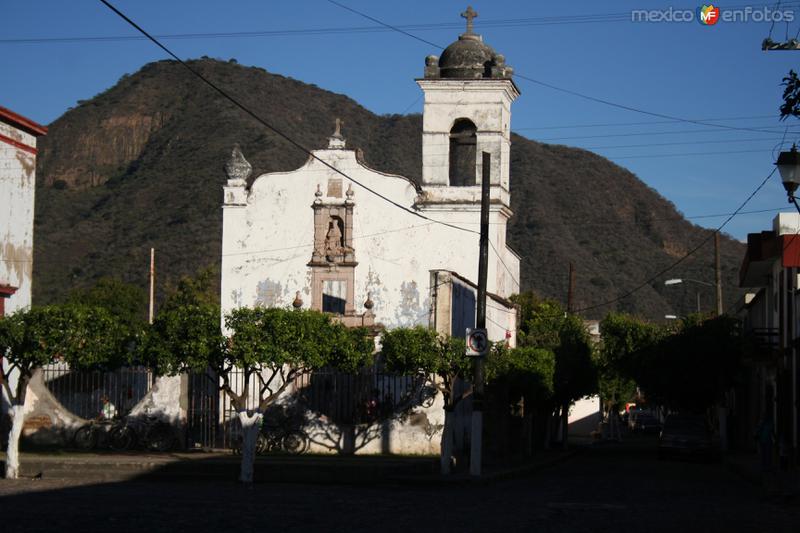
[
  {"left": 0, "top": 106, "right": 46, "bottom": 317},
  {"left": 737, "top": 212, "right": 800, "bottom": 456}
]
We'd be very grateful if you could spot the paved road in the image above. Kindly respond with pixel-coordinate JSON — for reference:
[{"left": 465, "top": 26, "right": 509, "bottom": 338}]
[{"left": 1, "top": 437, "right": 798, "bottom": 532}]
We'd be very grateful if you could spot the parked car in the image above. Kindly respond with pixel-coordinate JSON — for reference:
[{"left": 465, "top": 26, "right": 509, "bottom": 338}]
[
  {"left": 658, "top": 413, "right": 715, "bottom": 461},
  {"left": 629, "top": 411, "right": 662, "bottom": 434}
]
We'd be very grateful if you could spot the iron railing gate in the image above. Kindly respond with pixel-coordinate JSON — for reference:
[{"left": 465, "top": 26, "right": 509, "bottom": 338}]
[
  {"left": 187, "top": 371, "right": 219, "bottom": 449},
  {"left": 42, "top": 363, "right": 153, "bottom": 420},
  {"left": 220, "top": 367, "right": 430, "bottom": 449}
]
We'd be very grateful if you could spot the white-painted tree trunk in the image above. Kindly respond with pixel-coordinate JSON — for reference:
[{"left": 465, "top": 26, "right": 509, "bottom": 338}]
[
  {"left": 440, "top": 410, "right": 454, "bottom": 475},
  {"left": 718, "top": 405, "right": 728, "bottom": 453},
  {"left": 5, "top": 405, "right": 25, "bottom": 479},
  {"left": 238, "top": 411, "right": 263, "bottom": 484}
]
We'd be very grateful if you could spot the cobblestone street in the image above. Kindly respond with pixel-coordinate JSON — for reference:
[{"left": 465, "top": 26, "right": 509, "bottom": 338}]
[{"left": 2, "top": 438, "right": 799, "bottom": 532}]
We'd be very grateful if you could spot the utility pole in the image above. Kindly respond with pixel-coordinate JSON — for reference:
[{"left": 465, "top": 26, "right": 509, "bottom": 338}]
[
  {"left": 714, "top": 232, "right": 723, "bottom": 316},
  {"left": 562, "top": 262, "right": 576, "bottom": 449},
  {"left": 714, "top": 232, "right": 728, "bottom": 451},
  {"left": 149, "top": 248, "right": 155, "bottom": 324},
  {"left": 470, "top": 152, "right": 491, "bottom": 477},
  {"left": 567, "top": 262, "right": 575, "bottom": 313}
]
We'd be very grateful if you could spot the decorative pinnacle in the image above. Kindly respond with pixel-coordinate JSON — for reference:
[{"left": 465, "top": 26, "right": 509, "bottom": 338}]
[
  {"left": 364, "top": 292, "right": 374, "bottom": 310},
  {"left": 332, "top": 118, "right": 344, "bottom": 139},
  {"left": 292, "top": 291, "right": 303, "bottom": 309},
  {"left": 461, "top": 6, "right": 478, "bottom": 34},
  {"left": 224, "top": 144, "right": 252, "bottom": 182}
]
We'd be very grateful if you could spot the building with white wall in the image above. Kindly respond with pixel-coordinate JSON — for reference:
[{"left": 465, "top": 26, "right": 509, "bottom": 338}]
[
  {"left": 0, "top": 106, "right": 46, "bottom": 317},
  {"left": 219, "top": 15, "right": 522, "bottom": 454},
  {"left": 221, "top": 20, "right": 520, "bottom": 342}
]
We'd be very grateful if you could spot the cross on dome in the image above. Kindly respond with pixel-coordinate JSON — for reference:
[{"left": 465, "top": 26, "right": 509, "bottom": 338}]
[{"left": 461, "top": 6, "right": 478, "bottom": 34}]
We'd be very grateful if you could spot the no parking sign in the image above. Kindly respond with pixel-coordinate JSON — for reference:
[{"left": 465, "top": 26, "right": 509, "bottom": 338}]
[{"left": 465, "top": 328, "right": 488, "bottom": 357}]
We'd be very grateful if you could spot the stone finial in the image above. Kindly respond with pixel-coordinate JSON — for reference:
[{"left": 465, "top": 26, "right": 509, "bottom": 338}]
[
  {"left": 345, "top": 183, "right": 355, "bottom": 205},
  {"left": 328, "top": 118, "right": 346, "bottom": 149},
  {"left": 461, "top": 6, "right": 478, "bottom": 34},
  {"left": 224, "top": 144, "right": 252, "bottom": 183},
  {"left": 364, "top": 292, "right": 374, "bottom": 310},
  {"left": 292, "top": 291, "right": 303, "bottom": 309},
  {"left": 314, "top": 184, "right": 323, "bottom": 204}
]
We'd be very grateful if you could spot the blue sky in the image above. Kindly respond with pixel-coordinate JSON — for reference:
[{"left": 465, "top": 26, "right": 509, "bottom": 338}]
[{"left": 3, "top": 0, "right": 800, "bottom": 241}]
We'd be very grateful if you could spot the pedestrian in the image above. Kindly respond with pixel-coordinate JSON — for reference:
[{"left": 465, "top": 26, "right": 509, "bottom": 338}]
[
  {"left": 100, "top": 394, "right": 117, "bottom": 420},
  {"left": 755, "top": 414, "right": 774, "bottom": 472}
]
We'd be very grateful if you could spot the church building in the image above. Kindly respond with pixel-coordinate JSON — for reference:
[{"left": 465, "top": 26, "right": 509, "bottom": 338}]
[{"left": 220, "top": 9, "right": 521, "bottom": 347}]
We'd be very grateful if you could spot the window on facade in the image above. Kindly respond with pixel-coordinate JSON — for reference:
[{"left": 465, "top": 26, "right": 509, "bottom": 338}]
[
  {"left": 322, "top": 280, "right": 347, "bottom": 314},
  {"left": 449, "top": 118, "right": 477, "bottom": 187}
]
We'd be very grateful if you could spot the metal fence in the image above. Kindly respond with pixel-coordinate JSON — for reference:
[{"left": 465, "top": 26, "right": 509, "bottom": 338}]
[
  {"left": 42, "top": 363, "right": 153, "bottom": 420},
  {"left": 220, "top": 367, "right": 431, "bottom": 449}
]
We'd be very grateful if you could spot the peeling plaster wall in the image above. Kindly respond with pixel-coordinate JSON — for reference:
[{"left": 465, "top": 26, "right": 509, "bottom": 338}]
[
  {"left": 13, "top": 371, "right": 186, "bottom": 447},
  {"left": 221, "top": 147, "right": 519, "bottom": 334},
  {"left": 303, "top": 398, "right": 445, "bottom": 456},
  {"left": 20, "top": 370, "right": 86, "bottom": 446},
  {"left": 0, "top": 121, "right": 37, "bottom": 316},
  {"left": 129, "top": 375, "right": 187, "bottom": 425}
]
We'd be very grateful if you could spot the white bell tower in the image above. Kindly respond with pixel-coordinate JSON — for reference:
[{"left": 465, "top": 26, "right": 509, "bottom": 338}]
[
  {"left": 414, "top": 6, "right": 521, "bottom": 298},
  {"left": 416, "top": 6, "right": 519, "bottom": 209}
]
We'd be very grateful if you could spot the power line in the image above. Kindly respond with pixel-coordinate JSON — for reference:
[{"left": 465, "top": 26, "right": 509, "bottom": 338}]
[
  {"left": 575, "top": 168, "right": 780, "bottom": 314},
  {"left": 326, "top": 0, "right": 797, "bottom": 136},
  {"left": 515, "top": 115, "right": 780, "bottom": 131},
  {"left": 0, "top": 12, "right": 647, "bottom": 45},
  {"left": 8, "top": 1, "right": 798, "bottom": 45},
  {"left": 95, "top": 0, "right": 787, "bottom": 317},
  {"left": 97, "top": 0, "right": 478, "bottom": 241},
  {"left": 537, "top": 126, "right": 800, "bottom": 142}
]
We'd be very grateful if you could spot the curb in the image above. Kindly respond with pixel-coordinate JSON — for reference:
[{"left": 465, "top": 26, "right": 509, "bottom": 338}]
[{"left": 2, "top": 449, "right": 579, "bottom": 486}]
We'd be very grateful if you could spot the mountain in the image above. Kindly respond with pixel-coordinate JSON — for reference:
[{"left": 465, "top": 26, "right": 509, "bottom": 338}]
[{"left": 32, "top": 58, "right": 745, "bottom": 320}]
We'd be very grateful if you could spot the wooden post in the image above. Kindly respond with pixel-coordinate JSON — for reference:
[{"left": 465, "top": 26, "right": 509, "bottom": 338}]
[
  {"left": 470, "top": 152, "right": 491, "bottom": 477},
  {"left": 715, "top": 232, "right": 723, "bottom": 316},
  {"left": 149, "top": 248, "right": 155, "bottom": 324}
]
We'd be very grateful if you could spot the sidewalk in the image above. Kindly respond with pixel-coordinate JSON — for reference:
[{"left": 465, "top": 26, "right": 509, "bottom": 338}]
[
  {"left": 0, "top": 448, "right": 577, "bottom": 486},
  {"left": 725, "top": 451, "right": 799, "bottom": 501}
]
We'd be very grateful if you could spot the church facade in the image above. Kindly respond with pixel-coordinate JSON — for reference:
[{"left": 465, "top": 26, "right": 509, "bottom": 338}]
[
  {"left": 221, "top": 16, "right": 521, "bottom": 346},
  {"left": 218, "top": 12, "right": 523, "bottom": 454}
]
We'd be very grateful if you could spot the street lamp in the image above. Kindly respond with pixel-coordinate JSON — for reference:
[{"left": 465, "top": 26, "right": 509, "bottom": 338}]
[
  {"left": 664, "top": 278, "right": 713, "bottom": 313},
  {"left": 776, "top": 144, "right": 800, "bottom": 212}
]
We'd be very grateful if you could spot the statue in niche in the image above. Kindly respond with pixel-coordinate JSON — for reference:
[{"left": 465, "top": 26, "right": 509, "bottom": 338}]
[
  {"left": 324, "top": 217, "right": 353, "bottom": 263},
  {"left": 325, "top": 219, "right": 344, "bottom": 263}
]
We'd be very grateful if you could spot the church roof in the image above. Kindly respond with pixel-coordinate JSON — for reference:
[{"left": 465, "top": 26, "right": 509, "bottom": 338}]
[{"left": 424, "top": 6, "right": 513, "bottom": 80}]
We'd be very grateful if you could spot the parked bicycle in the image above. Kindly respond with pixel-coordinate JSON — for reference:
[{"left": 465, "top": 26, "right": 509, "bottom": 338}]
[
  {"left": 232, "top": 406, "right": 309, "bottom": 455},
  {"left": 73, "top": 419, "right": 122, "bottom": 450},
  {"left": 109, "top": 415, "right": 176, "bottom": 452}
]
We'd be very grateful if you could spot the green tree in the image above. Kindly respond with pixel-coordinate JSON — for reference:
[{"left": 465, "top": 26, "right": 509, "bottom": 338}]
[
  {"left": 780, "top": 69, "right": 800, "bottom": 119},
  {"left": 487, "top": 345, "right": 555, "bottom": 455},
  {"left": 65, "top": 277, "right": 148, "bottom": 334},
  {"left": 634, "top": 315, "right": 744, "bottom": 411},
  {"left": 142, "top": 304, "right": 372, "bottom": 483},
  {"left": 0, "top": 305, "right": 127, "bottom": 478},
  {"left": 515, "top": 296, "right": 597, "bottom": 448},
  {"left": 380, "top": 327, "right": 469, "bottom": 475}
]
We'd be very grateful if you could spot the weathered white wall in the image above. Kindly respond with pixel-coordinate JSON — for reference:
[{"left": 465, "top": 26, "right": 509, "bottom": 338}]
[
  {"left": 568, "top": 395, "right": 602, "bottom": 436},
  {"left": 221, "top": 144, "right": 519, "bottom": 335},
  {"left": 0, "top": 121, "right": 37, "bottom": 315},
  {"left": 129, "top": 375, "right": 187, "bottom": 425}
]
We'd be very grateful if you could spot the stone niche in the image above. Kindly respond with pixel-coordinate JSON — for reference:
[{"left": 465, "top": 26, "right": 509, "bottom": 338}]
[{"left": 307, "top": 183, "right": 373, "bottom": 328}]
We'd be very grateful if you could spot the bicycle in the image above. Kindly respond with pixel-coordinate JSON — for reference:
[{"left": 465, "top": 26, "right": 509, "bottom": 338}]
[
  {"left": 232, "top": 407, "right": 310, "bottom": 455},
  {"left": 109, "top": 415, "right": 176, "bottom": 452},
  {"left": 73, "top": 418, "right": 122, "bottom": 450}
]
